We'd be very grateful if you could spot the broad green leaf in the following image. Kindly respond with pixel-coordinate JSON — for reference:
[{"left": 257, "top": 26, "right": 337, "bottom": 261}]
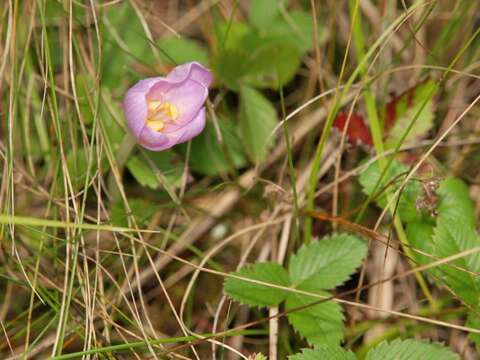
[
  {"left": 214, "top": 48, "right": 250, "bottom": 90},
  {"left": 384, "top": 79, "right": 437, "bottom": 150},
  {"left": 359, "top": 159, "right": 422, "bottom": 222},
  {"left": 146, "top": 151, "right": 184, "bottom": 187},
  {"left": 215, "top": 21, "right": 251, "bottom": 50},
  {"left": 433, "top": 218, "right": 480, "bottom": 306},
  {"left": 365, "top": 339, "right": 459, "bottom": 360},
  {"left": 224, "top": 262, "right": 290, "bottom": 307},
  {"left": 466, "top": 310, "right": 480, "bottom": 352},
  {"left": 157, "top": 37, "right": 209, "bottom": 67},
  {"left": 269, "top": 10, "right": 328, "bottom": 54},
  {"left": 288, "top": 233, "right": 367, "bottom": 289},
  {"left": 187, "top": 119, "right": 247, "bottom": 176},
  {"left": 126, "top": 152, "right": 183, "bottom": 190},
  {"left": 248, "top": 0, "right": 285, "bottom": 30},
  {"left": 126, "top": 156, "right": 159, "bottom": 189},
  {"left": 214, "top": 32, "right": 301, "bottom": 90},
  {"left": 289, "top": 346, "right": 356, "bottom": 360},
  {"left": 286, "top": 289, "right": 344, "bottom": 346},
  {"left": 239, "top": 86, "right": 278, "bottom": 163},
  {"left": 241, "top": 33, "right": 301, "bottom": 89},
  {"left": 102, "top": 2, "right": 152, "bottom": 88},
  {"left": 437, "top": 177, "right": 476, "bottom": 228},
  {"left": 111, "top": 198, "right": 158, "bottom": 228}
]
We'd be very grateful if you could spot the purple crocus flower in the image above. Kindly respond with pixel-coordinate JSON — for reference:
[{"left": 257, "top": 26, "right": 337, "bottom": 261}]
[{"left": 123, "top": 62, "right": 212, "bottom": 151}]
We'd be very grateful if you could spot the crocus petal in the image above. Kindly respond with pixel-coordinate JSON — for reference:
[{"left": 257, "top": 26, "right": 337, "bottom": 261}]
[
  {"left": 163, "top": 79, "right": 208, "bottom": 128},
  {"left": 138, "top": 126, "right": 171, "bottom": 151},
  {"left": 165, "top": 107, "right": 206, "bottom": 145},
  {"left": 138, "top": 107, "right": 206, "bottom": 151},
  {"left": 167, "top": 62, "right": 212, "bottom": 89},
  {"left": 123, "top": 77, "right": 163, "bottom": 138}
]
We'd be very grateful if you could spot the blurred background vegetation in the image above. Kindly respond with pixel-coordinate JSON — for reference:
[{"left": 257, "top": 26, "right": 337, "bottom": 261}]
[{"left": 1, "top": 0, "right": 480, "bottom": 358}]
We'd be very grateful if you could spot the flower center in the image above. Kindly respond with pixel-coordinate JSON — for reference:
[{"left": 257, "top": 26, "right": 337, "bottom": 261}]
[{"left": 146, "top": 100, "right": 179, "bottom": 132}]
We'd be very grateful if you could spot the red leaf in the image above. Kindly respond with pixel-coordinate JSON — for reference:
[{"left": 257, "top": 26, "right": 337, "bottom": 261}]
[
  {"left": 383, "top": 78, "right": 432, "bottom": 132},
  {"left": 333, "top": 112, "right": 373, "bottom": 147}
]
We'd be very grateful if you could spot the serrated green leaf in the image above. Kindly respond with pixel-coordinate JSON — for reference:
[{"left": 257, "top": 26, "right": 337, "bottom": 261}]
[
  {"left": 288, "top": 233, "right": 367, "bottom": 289},
  {"left": 434, "top": 219, "right": 480, "bottom": 306},
  {"left": 157, "top": 37, "right": 209, "bottom": 67},
  {"left": 249, "top": 0, "right": 286, "bottom": 30},
  {"left": 286, "top": 289, "right": 344, "bottom": 346},
  {"left": 384, "top": 80, "right": 437, "bottom": 150},
  {"left": 269, "top": 10, "right": 328, "bottom": 54},
  {"left": 224, "top": 262, "right": 290, "bottom": 307},
  {"left": 406, "top": 221, "right": 435, "bottom": 267},
  {"left": 365, "top": 339, "right": 459, "bottom": 360},
  {"left": 187, "top": 119, "right": 247, "bottom": 176},
  {"left": 359, "top": 159, "right": 422, "bottom": 222},
  {"left": 248, "top": 353, "right": 268, "bottom": 360},
  {"left": 239, "top": 86, "right": 278, "bottom": 163},
  {"left": 289, "top": 346, "right": 356, "bottom": 360},
  {"left": 466, "top": 310, "right": 480, "bottom": 352},
  {"left": 437, "top": 177, "right": 476, "bottom": 228}
]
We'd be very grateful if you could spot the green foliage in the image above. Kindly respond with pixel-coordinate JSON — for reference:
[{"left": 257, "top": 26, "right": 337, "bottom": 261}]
[
  {"left": 239, "top": 86, "right": 278, "bottom": 163},
  {"left": 157, "top": 37, "right": 209, "bottom": 67},
  {"left": 359, "top": 159, "right": 421, "bottom": 222},
  {"left": 224, "top": 262, "right": 290, "bottom": 307},
  {"left": 286, "top": 290, "right": 344, "bottom": 346},
  {"left": 214, "top": 32, "right": 301, "bottom": 90},
  {"left": 102, "top": 2, "right": 151, "bottom": 88},
  {"left": 66, "top": 149, "right": 100, "bottom": 192},
  {"left": 224, "top": 233, "right": 367, "bottom": 347},
  {"left": 249, "top": 353, "right": 268, "bottom": 360},
  {"left": 384, "top": 80, "right": 437, "bottom": 150},
  {"left": 248, "top": 0, "right": 286, "bottom": 30},
  {"left": 466, "top": 311, "right": 480, "bottom": 352},
  {"left": 433, "top": 219, "right": 480, "bottom": 306},
  {"left": 437, "top": 177, "right": 476, "bottom": 228},
  {"left": 240, "top": 33, "right": 301, "bottom": 89},
  {"left": 126, "top": 151, "right": 183, "bottom": 190},
  {"left": 111, "top": 198, "right": 158, "bottom": 228},
  {"left": 289, "top": 345, "right": 356, "bottom": 360},
  {"left": 365, "top": 339, "right": 459, "bottom": 360},
  {"left": 406, "top": 220, "right": 435, "bottom": 268},
  {"left": 126, "top": 156, "right": 159, "bottom": 189},
  {"left": 268, "top": 10, "right": 328, "bottom": 54},
  {"left": 289, "top": 234, "right": 367, "bottom": 289},
  {"left": 288, "top": 340, "right": 459, "bottom": 359},
  {"left": 215, "top": 21, "right": 251, "bottom": 50},
  {"left": 188, "top": 119, "right": 247, "bottom": 176}
]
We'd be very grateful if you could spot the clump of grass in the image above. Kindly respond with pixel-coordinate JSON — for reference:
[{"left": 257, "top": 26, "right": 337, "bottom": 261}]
[{"left": 1, "top": 1, "right": 480, "bottom": 359}]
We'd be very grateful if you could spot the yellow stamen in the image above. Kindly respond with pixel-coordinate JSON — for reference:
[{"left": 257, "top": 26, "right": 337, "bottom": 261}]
[
  {"left": 146, "top": 120, "right": 165, "bottom": 132},
  {"left": 146, "top": 100, "right": 179, "bottom": 132}
]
